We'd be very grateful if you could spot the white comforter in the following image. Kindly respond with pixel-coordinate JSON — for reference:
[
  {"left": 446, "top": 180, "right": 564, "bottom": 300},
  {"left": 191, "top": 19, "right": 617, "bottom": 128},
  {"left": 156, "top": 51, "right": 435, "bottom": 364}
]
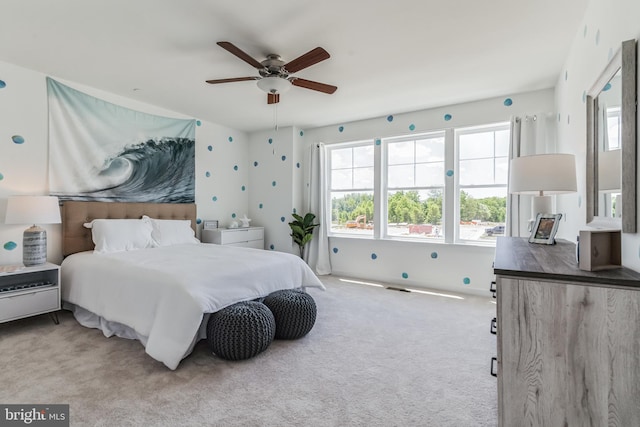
[{"left": 61, "top": 243, "right": 325, "bottom": 369}]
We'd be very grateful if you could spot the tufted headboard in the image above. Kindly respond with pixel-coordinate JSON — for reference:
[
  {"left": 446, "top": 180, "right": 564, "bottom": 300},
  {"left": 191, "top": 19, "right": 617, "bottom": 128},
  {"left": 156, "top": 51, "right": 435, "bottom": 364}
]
[{"left": 61, "top": 201, "right": 197, "bottom": 256}]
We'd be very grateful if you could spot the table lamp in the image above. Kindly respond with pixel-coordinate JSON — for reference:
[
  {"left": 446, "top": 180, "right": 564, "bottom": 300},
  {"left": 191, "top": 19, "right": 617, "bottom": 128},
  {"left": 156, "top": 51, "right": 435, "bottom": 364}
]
[
  {"left": 509, "top": 153, "right": 577, "bottom": 227},
  {"left": 4, "top": 195, "right": 61, "bottom": 266}
]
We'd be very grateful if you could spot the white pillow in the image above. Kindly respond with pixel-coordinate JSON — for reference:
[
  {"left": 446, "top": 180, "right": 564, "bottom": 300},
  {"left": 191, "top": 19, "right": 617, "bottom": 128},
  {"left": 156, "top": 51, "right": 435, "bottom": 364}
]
[
  {"left": 142, "top": 215, "right": 199, "bottom": 246},
  {"left": 83, "top": 219, "right": 156, "bottom": 254}
]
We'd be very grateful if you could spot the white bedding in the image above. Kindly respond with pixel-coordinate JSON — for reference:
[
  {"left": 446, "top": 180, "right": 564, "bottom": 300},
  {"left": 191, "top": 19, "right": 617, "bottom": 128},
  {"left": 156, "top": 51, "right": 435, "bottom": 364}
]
[{"left": 61, "top": 243, "right": 325, "bottom": 369}]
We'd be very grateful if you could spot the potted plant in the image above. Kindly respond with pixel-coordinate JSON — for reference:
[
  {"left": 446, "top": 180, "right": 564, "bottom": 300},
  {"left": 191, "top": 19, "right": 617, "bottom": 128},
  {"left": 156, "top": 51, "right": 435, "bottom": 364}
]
[{"left": 288, "top": 212, "right": 319, "bottom": 260}]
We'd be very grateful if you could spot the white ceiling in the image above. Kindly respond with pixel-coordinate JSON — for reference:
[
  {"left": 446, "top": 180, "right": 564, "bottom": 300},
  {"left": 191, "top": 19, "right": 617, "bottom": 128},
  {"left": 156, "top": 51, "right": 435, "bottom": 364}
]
[{"left": 0, "top": 0, "right": 589, "bottom": 133}]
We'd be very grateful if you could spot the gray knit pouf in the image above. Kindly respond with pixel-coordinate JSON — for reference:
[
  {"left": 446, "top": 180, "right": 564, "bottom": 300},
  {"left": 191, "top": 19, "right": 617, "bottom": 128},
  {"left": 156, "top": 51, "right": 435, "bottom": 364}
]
[
  {"left": 207, "top": 301, "right": 275, "bottom": 361},
  {"left": 263, "top": 289, "right": 317, "bottom": 340}
]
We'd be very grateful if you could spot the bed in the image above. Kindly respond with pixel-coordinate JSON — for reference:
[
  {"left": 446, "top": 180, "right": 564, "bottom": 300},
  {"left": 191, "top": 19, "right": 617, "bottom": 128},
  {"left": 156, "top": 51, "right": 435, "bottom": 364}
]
[{"left": 60, "top": 201, "right": 325, "bottom": 369}]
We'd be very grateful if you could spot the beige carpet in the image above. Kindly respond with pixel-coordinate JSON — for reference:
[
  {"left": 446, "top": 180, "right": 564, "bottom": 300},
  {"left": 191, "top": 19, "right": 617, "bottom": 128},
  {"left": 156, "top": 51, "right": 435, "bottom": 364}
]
[{"left": 0, "top": 275, "right": 497, "bottom": 426}]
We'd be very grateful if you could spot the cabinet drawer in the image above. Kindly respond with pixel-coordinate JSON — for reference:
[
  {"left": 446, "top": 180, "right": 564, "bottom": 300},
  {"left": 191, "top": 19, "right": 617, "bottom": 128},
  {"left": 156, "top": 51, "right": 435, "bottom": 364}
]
[
  {"left": 220, "top": 229, "right": 249, "bottom": 244},
  {"left": 247, "top": 228, "right": 264, "bottom": 241},
  {"left": 0, "top": 288, "right": 59, "bottom": 323}
]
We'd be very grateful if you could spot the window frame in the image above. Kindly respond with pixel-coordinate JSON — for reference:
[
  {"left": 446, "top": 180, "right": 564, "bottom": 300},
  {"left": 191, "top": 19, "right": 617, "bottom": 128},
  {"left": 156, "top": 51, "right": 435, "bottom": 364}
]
[
  {"left": 382, "top": 131, "right": 446, "bottom": 241},
  {"left": 324, "top": 121, "right": 511, "bottom": 246},
  {"left": 454, "top": 122, "right": 510, "bottom": 244},
  {"left": 326, "top": 140, "right": 376, "bottom": 238}
]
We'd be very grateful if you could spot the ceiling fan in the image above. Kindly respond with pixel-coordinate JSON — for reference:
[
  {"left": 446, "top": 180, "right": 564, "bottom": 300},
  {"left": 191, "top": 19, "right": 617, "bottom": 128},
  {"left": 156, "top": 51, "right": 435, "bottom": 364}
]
[{"left": 206, "top": 41, "right": 337, "bottom": 104}]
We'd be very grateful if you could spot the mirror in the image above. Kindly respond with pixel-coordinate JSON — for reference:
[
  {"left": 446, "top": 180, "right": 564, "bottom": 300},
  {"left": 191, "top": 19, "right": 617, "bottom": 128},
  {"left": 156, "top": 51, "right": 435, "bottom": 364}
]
[{"left": 586, "top": 39, "right": 637, "bottom": 233}]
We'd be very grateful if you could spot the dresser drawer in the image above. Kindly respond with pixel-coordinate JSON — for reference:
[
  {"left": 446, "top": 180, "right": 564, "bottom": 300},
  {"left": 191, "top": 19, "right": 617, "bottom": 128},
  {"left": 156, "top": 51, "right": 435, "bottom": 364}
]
[
  {"left": 202, "top": 227, "right": 264, "bottom": 247},
  {"left": 0, "top": 288, "right": 59, "bottom": 323}
]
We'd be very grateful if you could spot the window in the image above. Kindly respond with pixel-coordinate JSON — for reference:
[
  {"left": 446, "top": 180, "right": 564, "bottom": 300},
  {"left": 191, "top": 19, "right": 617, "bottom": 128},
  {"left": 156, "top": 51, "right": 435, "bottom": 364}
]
[
  {"left": 328, "top": 142, "right": 374, "bottom": 235},
  {"left": 385, "top": 133, "right": 445, "bottom": 239},
  {"left": 325, "top": 121, "right": 510, "bottom": 245},
  {"left": 456, "top": 124, "right": 509, "bottom": 242}
]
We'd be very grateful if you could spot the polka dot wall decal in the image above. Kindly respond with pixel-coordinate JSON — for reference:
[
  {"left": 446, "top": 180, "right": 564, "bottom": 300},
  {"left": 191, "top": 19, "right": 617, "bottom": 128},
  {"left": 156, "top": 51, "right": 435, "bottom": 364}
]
[
  {"left": 270, "top": 244, "right": 275, "bottom": 250},
  {"left": 299, "top": 131, "right": 304, "bottom": 136},
  {"left": 254, "top": 161, "right": 259, "bottom": 167},
  {"left": 196, "top": 120, "right": 201, "bottom": 126},
  {"left": 430, "top": 252, "right": 438, "bottom": 259},
  {"left": 582, "top": 91, "right": 586, "bottom": 103},
  {"left": 241, "top": 185, "right": 246, "bottom": 191},
  {"left": 296, "top": 162, "right": 300, "bottom": 168},
  {"left": 338, "top": 126, "right": 344, "bottom": 132},
  {"left": 446, "top": 169, "right": 454, "bottom": 177},
  {"left": 332, "top": 247, "right": 339, "bottom": 254},
  {"left": 578, "top": 195, "right": 582, "bottom": 207},
  {"left": 280, "top": 216, "right": 285, "bottom": 222},
  {"left": 444, "top": 114, "right": 452, "bottom": 121},
  {"left": 602, "top": 82, "right": 612, "bottom": 91},
  {"left": 558, "top": 113, "right": 561, "bottom": 122},
  {"left": 402, "top": 272, "right": 409, "bottom": 279},
  {"left": 608, "top": 48, "right": 614, "bottom": 61},
  {"left": 595, "top": 29, "right": 600, "bottom": 45},
  {"left": 259, "top": 203, "right": 263, "bottom": 209},
  {"left": 0, "top": 80, "right": 6, "bottom": 88},
  {"left": 567, "top": 115, "right": 570, "bottom": 125},
  {"left": 293, "top": 208, "right": 297, "bottom": 214},
  {"left": 272, "top": 181, "right": 277, "bottom": 187},
  {"left": 565, "top": 70, "right": 568, "bottom": 81},
  {"left": 3, "top": 241, "right": 17, "bottom": 251},
  {"left": 196, "top": 218, "right": 202, "bottom": 224},
  {"left": 268, "top": 138, "right": 273, "bottom": 144},
  {"left": 0, "top": 172, "right": 3, "bottom": 181},
  {"left": 583, "top": 25, "right": 587, "bottom": 38},
  {"left": 503, "top": 98, "right": 513, "bottom": 107},
  {"left": 281, "top": 155, "right": 286, "bottom": 161},
  {"left": 12, "top": 135, "right": 24, "bottom": 144},
  {"left": 228, "top": 136, "right": 233, "bottom": 142},
  {"left": 463, "top": 277, "right": 471, "bottom": 285},
  {"left": 231, "top": 213, "right": 236, "bottom": 218},
  {"left": 375, "top": 139, "right": 381, "bottom": 146},
  {"left": 371, "top": 253, "right": 377, "bottom": 260},
  {"left": 207, "top": 145, "right": 213, "bottom": 151},
  {"left": 205, "top": 171, "right": 211, "bottom": 177},
  {"left": 387, "top": 115, "right": 394, "bottom": 122},
  {"left": 409, "top": 124, "right": 415, "bottom": 131},
  {"left": 212, "top": 196, "right": 218, "bottom": 201},
  {"left": 233, "top": 165, "right": 238, "bottom": 171}
]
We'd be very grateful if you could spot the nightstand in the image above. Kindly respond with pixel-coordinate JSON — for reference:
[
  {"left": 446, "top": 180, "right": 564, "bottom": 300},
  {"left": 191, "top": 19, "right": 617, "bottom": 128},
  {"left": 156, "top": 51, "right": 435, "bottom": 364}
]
[
  {"left": 201, "top": 227, "right": 264, "bottom": 249},
  {"left": 0, "top": 263, "right": 61, "bottom": 324}
]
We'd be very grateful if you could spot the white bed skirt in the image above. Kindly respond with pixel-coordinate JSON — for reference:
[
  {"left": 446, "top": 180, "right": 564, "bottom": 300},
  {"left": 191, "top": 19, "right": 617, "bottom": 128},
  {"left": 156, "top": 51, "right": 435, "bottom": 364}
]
[{"left": 63, "top": 302, "right": 210, "bottom": 361}]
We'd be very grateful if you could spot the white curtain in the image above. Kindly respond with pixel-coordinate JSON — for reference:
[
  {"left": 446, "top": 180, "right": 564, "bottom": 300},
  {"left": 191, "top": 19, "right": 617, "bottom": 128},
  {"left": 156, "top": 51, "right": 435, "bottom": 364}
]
[
  {"left": 507, "top": 115, "right": 553, "bottom": 237},
  {"left": 305, "top": 143, "right": 332, "bottom": 275}
]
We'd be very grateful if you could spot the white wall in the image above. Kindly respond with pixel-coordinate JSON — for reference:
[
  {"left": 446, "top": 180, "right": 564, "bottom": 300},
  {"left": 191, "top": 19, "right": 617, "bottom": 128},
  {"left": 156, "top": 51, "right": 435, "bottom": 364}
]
[
  {"left": 555, "top": 0, "right": 640, "bottom": 270},
  {"left": 0, "top": 60, "right": 248, "bottom": 265},
  {"left": 247, "top": 126, "right": 305, "bottom": 255},
  {"left": 300, "top": 89, "right": 554, "bottom": 296}
]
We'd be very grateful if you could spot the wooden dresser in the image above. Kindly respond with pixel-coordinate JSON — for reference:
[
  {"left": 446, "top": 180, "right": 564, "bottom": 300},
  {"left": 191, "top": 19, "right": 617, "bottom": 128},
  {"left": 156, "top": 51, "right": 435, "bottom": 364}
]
[{"left": 493, "top": 237, "right": 640, "bottom": 426}]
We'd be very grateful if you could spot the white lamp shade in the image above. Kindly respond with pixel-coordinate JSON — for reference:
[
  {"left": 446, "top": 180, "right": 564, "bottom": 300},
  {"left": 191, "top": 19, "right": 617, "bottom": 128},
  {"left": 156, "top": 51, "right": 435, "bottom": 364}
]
[
  {"left": 5, "top": 196, "right": 61, "bottom": 225},
  {"left": 509, "top": 153, "right": 577, "bottom": 195},
  {"left": 256, "top": 76, "right": 291, "bottom": 94},
  {"left": 598, "top": 149, "right": 621, "bottom": 192}
]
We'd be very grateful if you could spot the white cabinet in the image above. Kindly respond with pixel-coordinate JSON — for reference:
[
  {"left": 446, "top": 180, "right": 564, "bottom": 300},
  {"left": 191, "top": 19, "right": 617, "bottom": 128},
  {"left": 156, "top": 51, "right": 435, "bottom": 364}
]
[
  {"left": 0, "top": 263, "right": 60, "bottom": 324},
  {"left": 201, "top": 227, "right": 264, "bottom": 249}
]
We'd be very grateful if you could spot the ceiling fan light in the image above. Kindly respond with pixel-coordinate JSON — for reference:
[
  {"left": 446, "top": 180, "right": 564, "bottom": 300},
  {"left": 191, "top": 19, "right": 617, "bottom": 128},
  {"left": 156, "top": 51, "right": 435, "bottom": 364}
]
[{"left": 257, "top": 76, "right": 291, "bottom": 94}]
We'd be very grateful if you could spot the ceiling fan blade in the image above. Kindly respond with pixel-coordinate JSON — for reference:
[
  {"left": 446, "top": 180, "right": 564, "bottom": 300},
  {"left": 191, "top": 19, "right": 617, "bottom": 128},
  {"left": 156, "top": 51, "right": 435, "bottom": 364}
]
[
  {"left": 291, "top": 78, "right": 337, "bottom": 94},
  {"left": 217, "top": 41, "right": 264, "bottom": 69},
  {"left": 205, "top": 77, "right": 259, "bottom": 84},
  {"left": 267, "top": 93, "right": 280, "bottom": 104},
  {"left": 284, "top": 47, "right": 330, "bottom": 73}
]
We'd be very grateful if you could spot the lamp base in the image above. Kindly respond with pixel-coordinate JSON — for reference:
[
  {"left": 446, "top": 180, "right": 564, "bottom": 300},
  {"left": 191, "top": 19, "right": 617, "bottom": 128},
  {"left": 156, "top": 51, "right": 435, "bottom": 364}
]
[{"left": 23, "top": 226, "right": 47, "bottom": 266}]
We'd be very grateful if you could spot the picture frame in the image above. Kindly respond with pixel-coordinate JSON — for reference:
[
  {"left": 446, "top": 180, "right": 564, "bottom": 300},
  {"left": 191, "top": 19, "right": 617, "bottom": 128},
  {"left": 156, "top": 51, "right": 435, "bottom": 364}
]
[
  {"left": 203, "top": 220, "right": 219, "bottom": 230},
  {"left": 528, "top": 213, "right": 563, "bottom": 244}
]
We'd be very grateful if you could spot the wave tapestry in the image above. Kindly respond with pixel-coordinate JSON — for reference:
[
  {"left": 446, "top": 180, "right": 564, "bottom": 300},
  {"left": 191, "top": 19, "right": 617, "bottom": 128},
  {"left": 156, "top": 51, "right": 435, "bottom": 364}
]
[{"left": 47, "top": 78, "right": 195, "bottom": 203}]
